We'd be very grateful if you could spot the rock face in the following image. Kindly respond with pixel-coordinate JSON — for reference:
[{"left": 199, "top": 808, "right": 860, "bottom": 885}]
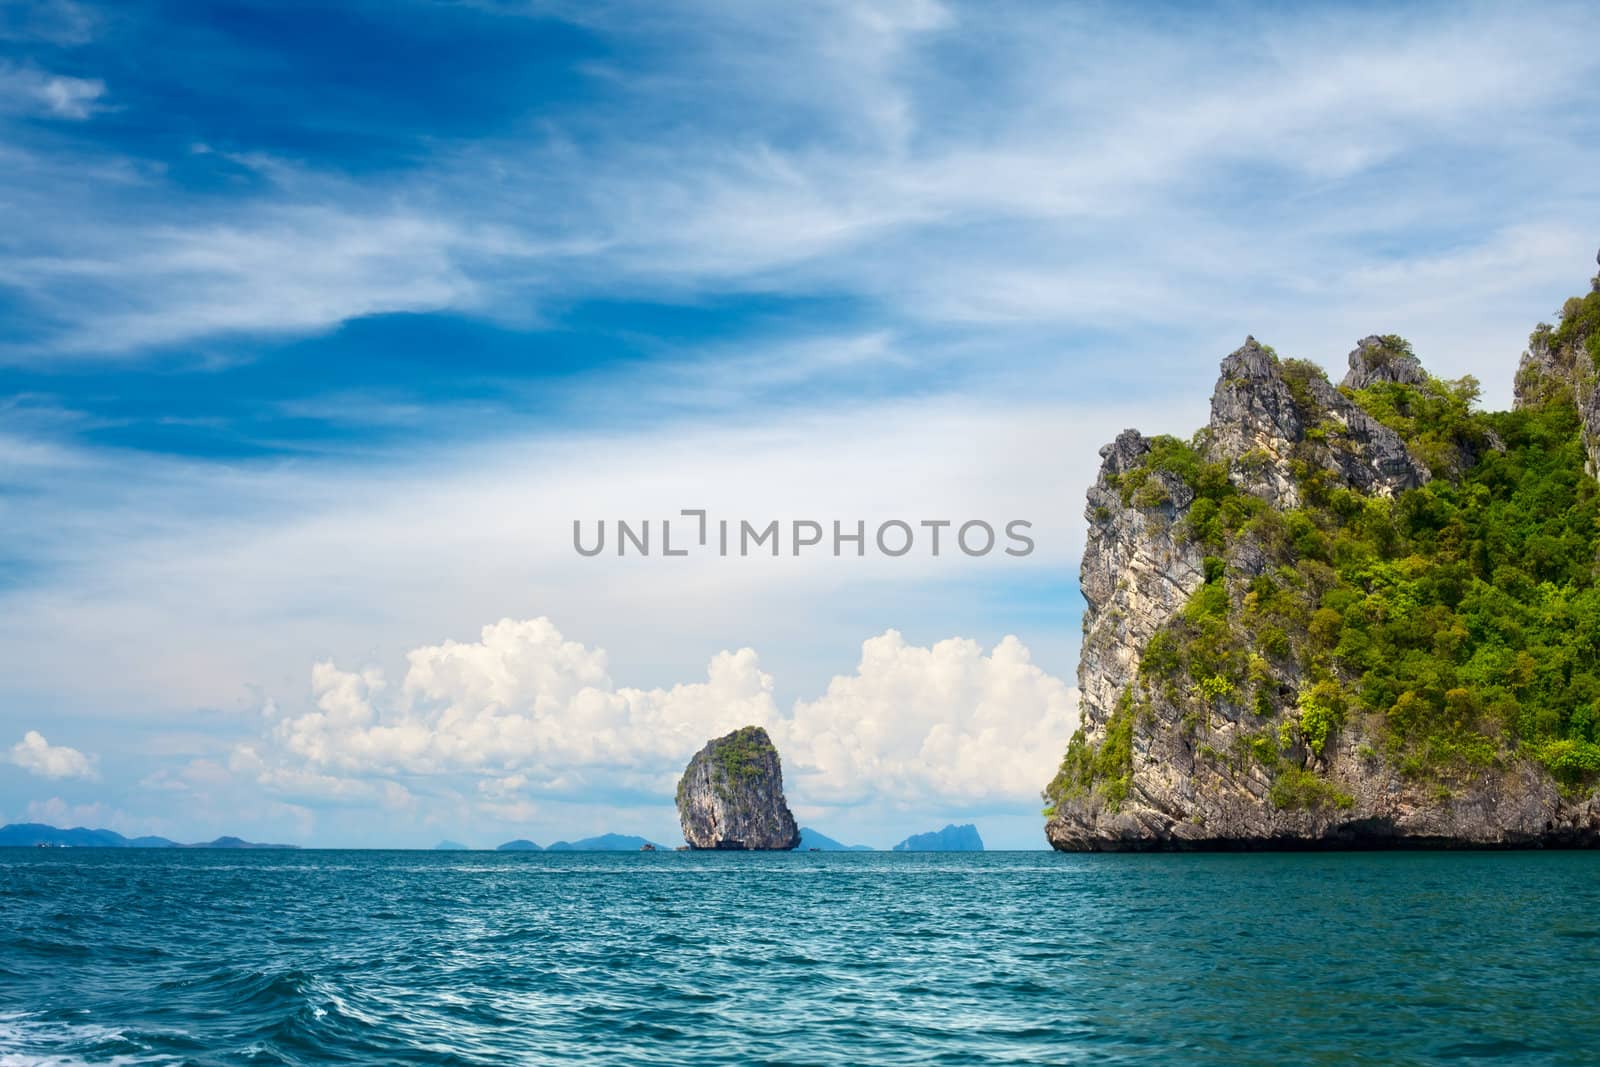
[
  {"left": 1045, "top": 266, "right": 1600, "bottom": 851},
  {"left": 1514, "top": 257, "right": 1600, "bottom": 478},
  {"left": 1207, "top": 336, "right": 1429, "bottom": 510},
  {"left": 677, "top": 726, "right": 801, "bottom": 850}
]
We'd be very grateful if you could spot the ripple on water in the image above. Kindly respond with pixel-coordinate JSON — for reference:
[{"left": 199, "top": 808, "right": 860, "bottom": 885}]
[{"left": 3, "top": 850, "right": 1600, "bottom": 1064}]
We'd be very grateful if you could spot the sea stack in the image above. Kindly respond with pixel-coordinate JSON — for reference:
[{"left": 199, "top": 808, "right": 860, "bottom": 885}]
[{"left": 676, "top": 726, "right": 801, "bottom": 850}]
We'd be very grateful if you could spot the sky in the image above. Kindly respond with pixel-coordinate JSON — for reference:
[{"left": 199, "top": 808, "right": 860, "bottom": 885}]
[{"left": 1, "top": 0, "right": 1598, "bottom": 850}]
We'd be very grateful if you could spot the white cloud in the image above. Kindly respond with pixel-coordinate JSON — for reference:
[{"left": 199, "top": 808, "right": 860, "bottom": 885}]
[
  {"left": 0, "top": 63, "right": 105, "bottom": 119},
  {"left": 3, "top": 3, "right": 1596, "bottom": 361},
  {"left": 265, "top": 617, "right": 780, "bottom": 783},
  {"left": 782, "top": 630, "right": 1075, "bottom": 807},
  {"left": 8, "top": 730, "right": 97, "bottom": 780},
  {"left": 0, "top": 392, "right": 1124, "bottom": 718},
  {"left": 1, "top": 207, "right": 488, "bottom": 355},
  {"left": 242, "top": 616, "right": 1076, "bottom": 814}
]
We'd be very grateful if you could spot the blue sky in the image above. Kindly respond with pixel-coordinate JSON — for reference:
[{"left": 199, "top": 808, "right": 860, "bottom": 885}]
[{"left": 1, "top": 0, "right": 1598, "bottom": 849}]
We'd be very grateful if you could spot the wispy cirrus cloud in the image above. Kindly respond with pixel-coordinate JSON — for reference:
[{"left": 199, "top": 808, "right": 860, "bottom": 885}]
[
  {"left": 0, "top": 62, "right": 104, "bottom": 118},
  {"left": 0, "top": 0, "right": 101, "bottom": 47},
  {"left": 1, "top": 0, "right": 1595, "bottom": 380}
]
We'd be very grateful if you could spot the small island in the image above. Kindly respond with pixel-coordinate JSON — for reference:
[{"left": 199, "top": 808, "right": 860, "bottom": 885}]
[
  {"left": 676, "top": 726, "right": 801, "bottom": 850},
  {"left": 892, "top": 824, "right": 984, "bottom": 851}
]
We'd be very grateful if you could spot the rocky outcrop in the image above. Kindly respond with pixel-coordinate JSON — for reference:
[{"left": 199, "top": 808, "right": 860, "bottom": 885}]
[
  {"left": 1341, "top": 334, "right": 1430, "bottom": 391},
  {"left": 1207, "top": 337, "right": 1429, "bottom": 509},
  {"left": 1045, "top": 261, "right": 1600, "bottom": 851},
  {"left": 1078, "top": 430, "right": 1207, "bottom": 726},
  {"left": 677, "top": 726, "right": 801, "bottom": 850},
  {"left": 1514, "top": 250, "right": 1600, "bottom": 476}
]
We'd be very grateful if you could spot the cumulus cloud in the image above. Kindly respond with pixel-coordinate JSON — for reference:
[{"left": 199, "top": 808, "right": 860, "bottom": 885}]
[
  {"left": 782, "top": 631, "right": 1075, "bottom": 807},
  {"left": 244, "top": 617, "right": 1076, "bottom": 813},
  {"left": 263, "top": 617, "right": 780, "bottom": 784},
  {"left": 8, "top": 730, "right": 97, "bottom": 780}
]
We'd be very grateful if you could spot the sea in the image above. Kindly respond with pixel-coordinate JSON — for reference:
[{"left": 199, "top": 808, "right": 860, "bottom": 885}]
[{"left": 2, "top": 848, "right": 1598, "bottom": 1065}]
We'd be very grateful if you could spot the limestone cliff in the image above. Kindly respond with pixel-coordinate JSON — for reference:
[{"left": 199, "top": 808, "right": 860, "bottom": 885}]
[
  {"left": 1515, "top": 247, "right": 1600, "bottom": 474},
  {"left": 677, "top": 726, "right": 801, "bottom": 850},
  {"left": 1045, "top": 250, "right": 1600, "bottom": 850}
]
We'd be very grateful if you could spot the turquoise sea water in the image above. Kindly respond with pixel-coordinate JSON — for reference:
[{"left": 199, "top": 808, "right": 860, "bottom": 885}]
[{"left": 3, "top": 849, "right": 1599, "bottom": 1065}]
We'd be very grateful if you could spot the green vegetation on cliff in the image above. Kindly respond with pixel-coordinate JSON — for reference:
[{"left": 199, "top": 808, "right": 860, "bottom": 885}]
[
  {"left": 712, "top": 725, "right": 777, "bottom": 783},
  {"left": 1047, "top": 288, "right": 1600, "bottom": 815},
  {"left": 1045, "top": 690, "right": 1135, "bottom": 814}
]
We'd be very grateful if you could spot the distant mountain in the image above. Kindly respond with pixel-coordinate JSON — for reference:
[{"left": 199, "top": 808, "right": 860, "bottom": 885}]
[
  {"left": 192, "top": 836, "right": 297, "bottom": 850},
  {"left": 433, "top": 840, "right": 471, "bottom": 851},
  {"left": 891, "top": 824, "right": 984, "bottom": 852},
  {"left": 797, "top": 827, "right": 873, "bottom": 851},
  {"left": 0, "top": 824, "right": 161, "bottom": 848},
  {"left": 0, "top": 823, "right": 296, "bottom": 849},
  {"left": 545, "top": 833, "right": 662, "bottom": 851},
  {"left": 496, "top": 839, "right": 543, "bottom": 851}
]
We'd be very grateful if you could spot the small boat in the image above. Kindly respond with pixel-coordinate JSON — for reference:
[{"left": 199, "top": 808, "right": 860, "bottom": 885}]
[{"left": 639, "top": 843, "right": 657, "bottom": 851}]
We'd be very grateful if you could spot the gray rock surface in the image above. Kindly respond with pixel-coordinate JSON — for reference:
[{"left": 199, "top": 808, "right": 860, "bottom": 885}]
[
  {"left": 677, "top": 726, "right": 801, "bottom": 850},
  {"left": 1207, "top": 337, "right": 1429, "bottom": 509},
  {"left": 1078, "top": 429, "right": 1208, "bottom": 725},
  {"left": 1340, "top": 335, "right": 1430, "bottom": 391}
]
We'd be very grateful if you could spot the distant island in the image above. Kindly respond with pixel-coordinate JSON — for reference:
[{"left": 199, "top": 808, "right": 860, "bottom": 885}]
[
  {"left": 496, "top": 839, "right": 543, "bottom": 851},
  {"left": 797, "top": 827, "right": 873, "bottom": 851},
  {"left": 433, "top": 840, "right": 471, "bottom": 851},
  {"left": 891, "top": 824, "right": 984, "bottom": 852},
  {"left": 545, "top": 833, "right": 663, "bottom": 851},
  {"left": 0, "top": 823, "right": 297, "bottom": 849}
]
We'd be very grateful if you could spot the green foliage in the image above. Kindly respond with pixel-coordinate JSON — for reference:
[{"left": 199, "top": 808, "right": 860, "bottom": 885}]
[
  {"left": 1115, "top": 437, "right": 1255, "bottom": 551},
  {"left": 1296, "top": 681, "right": 1346, "bottom": 757},
  {"left": 1534, "top": 738, "right": 1600, "bottom": 785},
  {"left": 1145, "top": 316, "right": 1600, "bottom": 794},
  {"left": 1312, "top": 394, "right": 1600, "bottom": 779},
  {"left": 1269, "top": 765, "right": 1355, "bottom": 811},
  {"left": 1552, "top": 290, "right": 1600, "bottom": 370},
  {"left": 1280, "top": 358, "right": 1328, "bottom": 419},
  {"left": 1139, "top": 630, "right": 1182, "bottom": 679},
  {"left": 712, "top": 726, "right": 776, "bottom": 786},
  {"left": 1045, "top": 689, "right": 1136, "bottom": 812},
  {"left": 1347, "top": 372, "right": 1488, "bottom": 476}
]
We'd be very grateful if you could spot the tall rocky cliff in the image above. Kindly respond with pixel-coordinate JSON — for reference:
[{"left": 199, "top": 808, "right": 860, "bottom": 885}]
[
  {"left": 677, "top": 726, "right": 801, "bottom": 850},
  {"left": 1045, "top": 250, "right": 1600, "bottom": 849}
]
